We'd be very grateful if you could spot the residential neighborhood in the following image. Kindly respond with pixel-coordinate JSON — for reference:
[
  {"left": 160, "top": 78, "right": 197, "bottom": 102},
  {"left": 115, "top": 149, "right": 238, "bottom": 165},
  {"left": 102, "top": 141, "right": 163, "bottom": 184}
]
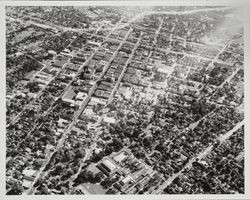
[{"left": 6, "top": 6, "right": 244, "bottom": 195}]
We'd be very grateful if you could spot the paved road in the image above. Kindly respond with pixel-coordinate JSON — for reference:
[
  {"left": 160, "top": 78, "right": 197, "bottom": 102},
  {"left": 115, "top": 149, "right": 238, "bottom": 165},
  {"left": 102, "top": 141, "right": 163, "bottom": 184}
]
[
  {"left": 77, "top": 27, "right": 133, "bottom": 117},
  {"left": 25, "top": 19, "right": 124, "bottom": 195},
  {"left": 108, "top": 6, "right": 232, "bottom": 31},
  {"left": 209, "top": 67, "right": 242, "bottom": 101},
  {"left": 27, "top": 26, "right": 133, "bottom": 195},
  {"left": 153, "top": 120, "right": 244, "bottom": 194},
  {"left": 99, "top": 33, "right": 235, "bottom": 68},
  {"left": 8, "top": 31, "right": 117, "bottom": 155},
  {"left": 108, "top": 34, "right": 142, "bottom": 104},
  {"left": 67, "top": 114, "right": 105, "bottom": 191},
  {"left": 21, "top": 7, "right": 228, "bottom": 36},
  {"left": 26, "top": 19, "right": 134, "bottom": 194},
  {"left": 7, "top": 17, "right": 126, "bottom": 127},
  {"left": 8, "top": 17, "right": 122, "bottom": 138},
  {"left": 66, "top": 28, "right": 136, "bottom": 191},
  {"left": 8, "top": 6, "right": 240, "bottom": 194},
  {"left": 7, "top": 37, "right": 78, "bottom": 126},
  {"left": 62, "top": 41, "right": 141, "bottom": 188}
]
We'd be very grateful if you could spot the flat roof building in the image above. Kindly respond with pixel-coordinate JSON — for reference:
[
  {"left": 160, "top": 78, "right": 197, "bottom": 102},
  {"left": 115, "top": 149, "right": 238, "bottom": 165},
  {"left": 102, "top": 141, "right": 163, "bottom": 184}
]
[
  {"left": 97, "top": 158, "right": 118, "bottom": 176},
  {"left": 113, "top": 151, "right": 128, "bottom": 163}
]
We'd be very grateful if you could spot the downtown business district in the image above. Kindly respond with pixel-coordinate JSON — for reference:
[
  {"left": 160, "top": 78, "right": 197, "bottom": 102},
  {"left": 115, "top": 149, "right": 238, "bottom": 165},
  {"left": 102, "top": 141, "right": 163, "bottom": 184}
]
[{"left": 6, "top": 6, "right": 244, "bottom": 195}]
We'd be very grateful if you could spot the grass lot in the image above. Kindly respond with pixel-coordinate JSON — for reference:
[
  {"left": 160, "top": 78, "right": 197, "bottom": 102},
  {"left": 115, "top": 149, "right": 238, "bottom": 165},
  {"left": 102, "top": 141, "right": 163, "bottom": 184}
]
[
  {"left": 87, "top": 163, "right": 101, "bottom": 174},
  {"left": 77, "top": 183, "right": 108, "bottom": 194},
  {"left": 74, "top": 164, "right": 108, "bottom": 194}
]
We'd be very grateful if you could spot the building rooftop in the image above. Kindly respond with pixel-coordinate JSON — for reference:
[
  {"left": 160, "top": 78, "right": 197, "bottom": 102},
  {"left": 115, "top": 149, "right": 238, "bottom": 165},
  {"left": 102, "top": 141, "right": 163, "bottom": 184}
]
[
  {"left": 102, "top": 159, "right": 117, "bottom": 172},
  {"left": 62, "top": 88, "right": 76, "bottom": 101},
  {"left": 103, "top": 116, "right": 116, "bottom": 124},
  {"left": 113, "top": 151, "right": 128, "bottom": 163}
]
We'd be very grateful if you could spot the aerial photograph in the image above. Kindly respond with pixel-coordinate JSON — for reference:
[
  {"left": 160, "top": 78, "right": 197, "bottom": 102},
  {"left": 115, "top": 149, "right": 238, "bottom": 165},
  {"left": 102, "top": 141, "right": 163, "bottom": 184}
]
[{"left": 6, "top": 5, "right": 244, "bottom": 195}]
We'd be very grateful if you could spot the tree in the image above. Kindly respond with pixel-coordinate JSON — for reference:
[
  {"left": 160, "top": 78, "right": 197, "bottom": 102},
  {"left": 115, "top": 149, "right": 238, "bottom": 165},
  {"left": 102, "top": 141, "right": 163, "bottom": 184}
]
[
  {"left": 26, "top": 81, "right": 40, "bottom": 93},
  {"left": 100, "top": 177, "right": 112, "bottom": 189},
  {"left": 134, "top": 149, "right": 145, "bottom": 159},
  {"left": 117, "top": 110, "right": 125, "bottom": 118},
  {"left": 60, "top": 186, "right": 68, "bottom": 194},
  {"left": 34, "top": 178, "right": 43, "bottom": 187},
  {"left": 143, "top": 136, "right": 152, "bottom": 147},
  {"left": 112, "top": 138, "right": 123, "bottom": 151},
  {"left": 93, "top": 172, "right": 104, "bottom": 183},
  {"left": 104, "top": 144, "right": 114, "bottom": 156},
  {"left": 22, "top": 58, "right": 41, "bottom": 73},
  {"left": 106, "top": 188, "right": 116, "bottom": 194},
  {"left": 75, "top": 148, "right": 85, "bottom": 159},
  {"left": 40, "top": 185, "right": 50, "bottom": 195},
  {"left": 9, "top": 149, "right": 19, "bottom": 157},
  {"left": 73, "top": 22, "right": 79, "bottom": 28},
  {"left": 83, "top": 65, "right": 89, "bottom": 73},
  {"left": 74, "top": 169, "right": 95, "bottom": 185},
  {"left": 6, "top": 157, "right": 14, "bottom": 168},
  {"left": 90, "top": 151, "right": 105, "bottom": 163},
  {"left": 67, "top": 168, "right": 74, "bottom": 177},
  {"left": 33, "top": 159, "right": 43, "bottom": 170},
  {"left": 63, "top": 149, "right": 75, "bottom": 162},
  {"left": 6, "top": 183, "right": 24, "bottom": 195},
  {"left": 52, "top": 163, "right": 64, "bottom": 175}
]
